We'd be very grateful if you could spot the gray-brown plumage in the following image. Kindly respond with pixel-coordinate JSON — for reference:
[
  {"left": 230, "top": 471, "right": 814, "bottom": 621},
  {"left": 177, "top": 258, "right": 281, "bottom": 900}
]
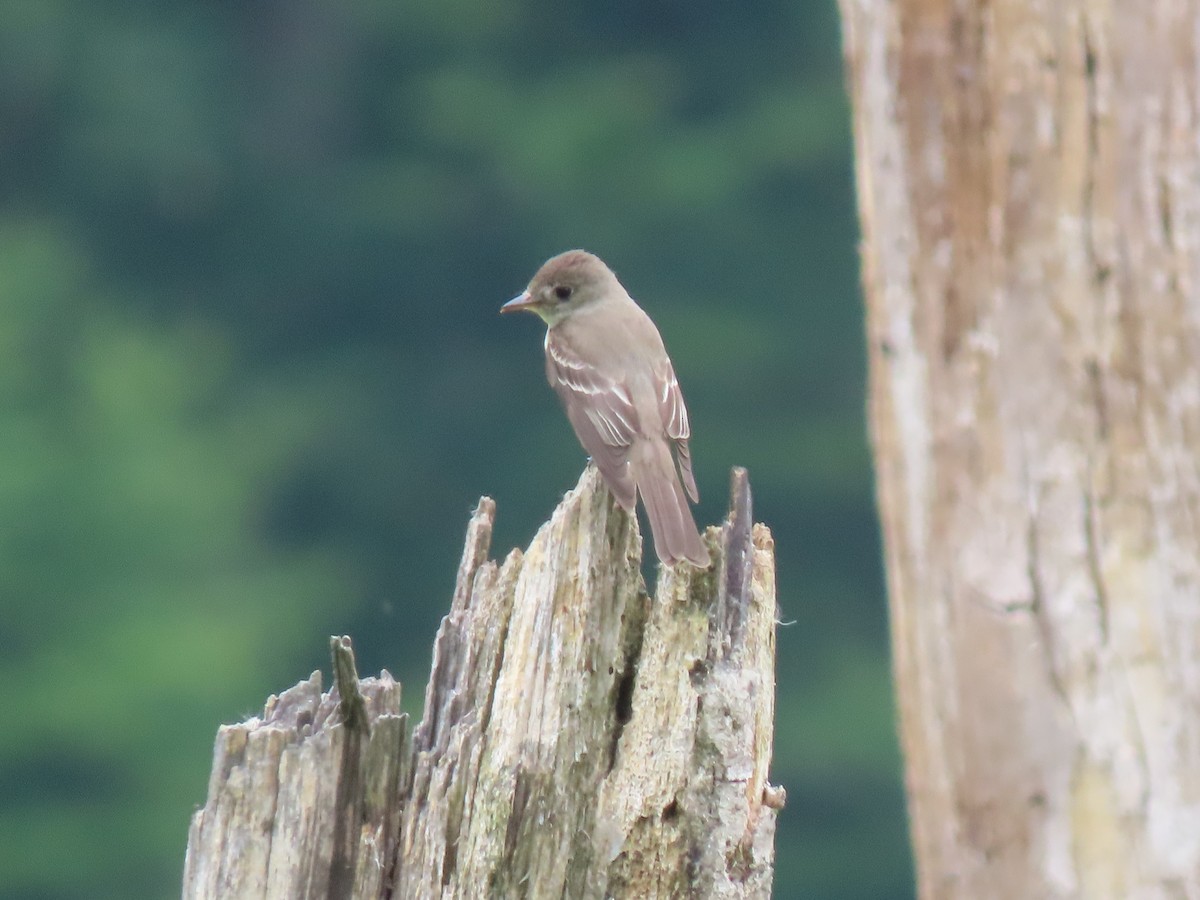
[{"left": 502, "top": 250, "right": 709, "bottom": 567}]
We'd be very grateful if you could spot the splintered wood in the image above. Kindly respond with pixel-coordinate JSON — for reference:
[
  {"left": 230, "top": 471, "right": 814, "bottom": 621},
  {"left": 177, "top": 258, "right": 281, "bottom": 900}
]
[{"left": 183, "top": 466, "right": 780, "bottom": 899}]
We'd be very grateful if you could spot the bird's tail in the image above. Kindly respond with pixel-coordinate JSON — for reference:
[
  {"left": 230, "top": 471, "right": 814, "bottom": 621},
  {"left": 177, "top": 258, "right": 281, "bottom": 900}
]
[{"left": 633, "top": 439, "right": 710, "bottom": 568}]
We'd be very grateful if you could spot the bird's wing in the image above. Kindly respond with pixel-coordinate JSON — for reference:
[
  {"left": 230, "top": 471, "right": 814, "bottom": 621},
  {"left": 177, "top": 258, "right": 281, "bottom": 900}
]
[
  {"left": 545, "top": 331, "right": 639, "bottom": 510},
  {"left": 655, "top": 358, "right": 699, "bottom": 502}
]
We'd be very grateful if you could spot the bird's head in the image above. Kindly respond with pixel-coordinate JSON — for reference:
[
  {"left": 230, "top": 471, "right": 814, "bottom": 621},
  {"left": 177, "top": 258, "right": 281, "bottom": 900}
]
[{"left": 501, "top": 250, "right": 618, "bottom": 326}]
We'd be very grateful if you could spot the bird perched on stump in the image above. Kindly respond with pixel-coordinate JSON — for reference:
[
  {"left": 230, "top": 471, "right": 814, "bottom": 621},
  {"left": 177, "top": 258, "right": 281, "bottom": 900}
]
[{"left": 502, "top": 250, "right": 710, "bottom": 568}]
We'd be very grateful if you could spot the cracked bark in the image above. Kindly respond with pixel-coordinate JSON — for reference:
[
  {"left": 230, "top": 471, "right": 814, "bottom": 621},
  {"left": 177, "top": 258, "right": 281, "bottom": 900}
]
[
  {"left": 840, "top": 0, "right": 1200, "bottom": 896},
  {"left": 182, "top": 466, "right": 780, "bottom": 899}
]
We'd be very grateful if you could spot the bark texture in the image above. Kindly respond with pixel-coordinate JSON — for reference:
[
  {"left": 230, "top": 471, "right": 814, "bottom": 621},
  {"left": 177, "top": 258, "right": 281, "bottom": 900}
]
[
  {"left": 182, "top": 466, "right": 780, "bottom": 899},
  {"left": 840, "top": 1, "right": 1200, "bottom": 897}
]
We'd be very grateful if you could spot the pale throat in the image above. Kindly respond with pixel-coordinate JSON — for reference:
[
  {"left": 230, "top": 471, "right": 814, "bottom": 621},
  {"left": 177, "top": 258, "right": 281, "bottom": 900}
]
[{"left": 534, "top": 303, "right": 574, "bottom": 328}]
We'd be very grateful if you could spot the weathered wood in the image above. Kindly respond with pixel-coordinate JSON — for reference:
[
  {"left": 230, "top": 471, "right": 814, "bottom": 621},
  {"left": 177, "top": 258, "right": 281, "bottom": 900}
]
[
  {"left": 182, "top": 466, "right": 780, "bottom": 899},
  {"left": 839, "top": 0, "right": 1200, "bottom": 896},
  {"left": 182, "top": 638, "right": 408, "bottom": 899}
]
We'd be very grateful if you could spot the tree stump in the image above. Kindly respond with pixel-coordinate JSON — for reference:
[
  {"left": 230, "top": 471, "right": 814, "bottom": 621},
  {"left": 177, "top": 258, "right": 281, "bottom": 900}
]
[{"left": 182, "top": 466, "right": 782, "bottom": 899}]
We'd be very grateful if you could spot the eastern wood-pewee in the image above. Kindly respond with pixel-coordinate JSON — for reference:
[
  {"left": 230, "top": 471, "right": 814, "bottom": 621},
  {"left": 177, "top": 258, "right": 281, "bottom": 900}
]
[{"left": 502, "top": 250, "right": 710, "bottom": 567}]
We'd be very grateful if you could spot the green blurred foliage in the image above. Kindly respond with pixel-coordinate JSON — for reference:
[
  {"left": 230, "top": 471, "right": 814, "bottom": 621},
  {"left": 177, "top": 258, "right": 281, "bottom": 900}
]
[{"left": 0, "top": 1, "right": 912, "bottom": 897}]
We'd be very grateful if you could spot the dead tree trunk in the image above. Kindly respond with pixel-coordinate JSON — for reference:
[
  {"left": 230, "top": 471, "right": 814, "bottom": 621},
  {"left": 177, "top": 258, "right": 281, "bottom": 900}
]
[
  {"left": 182, "top": 466, "right": 782, "bottom": 899},
  {"left": 839, "top": 1, "right": 1200, "bottom": 896}
]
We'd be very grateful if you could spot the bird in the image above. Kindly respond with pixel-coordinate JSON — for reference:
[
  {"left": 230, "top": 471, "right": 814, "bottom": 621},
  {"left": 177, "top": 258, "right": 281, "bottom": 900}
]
[{"left": 502, "top": 250, "right": 710, "bottom": 568}]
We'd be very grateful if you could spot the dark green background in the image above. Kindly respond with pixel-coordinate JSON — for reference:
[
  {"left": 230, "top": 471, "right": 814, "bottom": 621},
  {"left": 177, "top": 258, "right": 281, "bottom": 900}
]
[{"left": 0, "top": 1, "right": 912, "bottom": 897}]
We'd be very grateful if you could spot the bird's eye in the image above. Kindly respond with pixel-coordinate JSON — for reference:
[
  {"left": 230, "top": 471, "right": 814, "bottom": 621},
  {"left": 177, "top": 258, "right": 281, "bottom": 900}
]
[{"left": 553, "top": 285, "right": 573, "bottom": 301}]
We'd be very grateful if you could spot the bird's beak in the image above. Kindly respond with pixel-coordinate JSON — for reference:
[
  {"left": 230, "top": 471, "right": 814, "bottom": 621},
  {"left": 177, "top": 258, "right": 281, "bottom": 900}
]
[{"left": 501, "top": 291, "right": 536, "bottom": 314}]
